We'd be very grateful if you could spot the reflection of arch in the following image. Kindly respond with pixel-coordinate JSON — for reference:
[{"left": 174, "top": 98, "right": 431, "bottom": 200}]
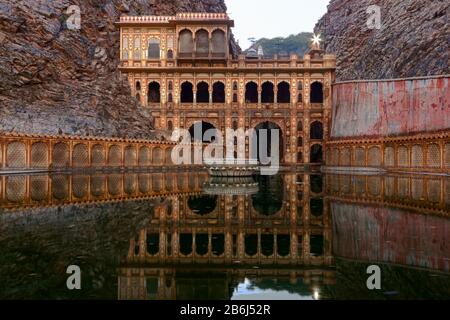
[
  {"left": 261, "top": 81, "right": 274, "bottom": 103},
  {"left": 188, "top": 195, "right": 218, "bottom": 215},
  {"left": 212, "top": 81, "right": 225, "bottom": 103},
  {"left": 189, "top": 121, "right": 218, "bottom": 143},
  {"left": 310, "top": 175, "right": 323, "bottom": 193},
  {"left": 180, "top": 81, "right": 193, "bottom": 103},
  {"left": 277, "top": 235, "right": 290, "bottom": 257},
  {"left": 310, "top": 144, "right": 323, "bottom": 163},
  {"left": 180, "top": 234, "right": 193, "bottom": 256},
  {"left": 195, "top": 29, "right": 209, "bottom": 57},
  {"left": 254, "top": 121, "right": 284, "bottom": 163},
  {"left": 310, "top": 198, "right": 324, "bottom": 217},
  {"left": 147, "top": 234, "right": 159, "bottom": 255},
  {"left": 212, "top": 234, "right": 225, "bottom": 256},
  {"left": 148, "top": 82, "right": 160, "bottom": 103},
  {"left": 179, "top": 29, "right": 193, "bottom": 55},
  {"left": 196, "top": 234, "right": 208, "bottom": 256},
  {"left": 310, "top": 234, "right": 324, "bottom": 256},
  {"left": 252, "top": 175, "right": 283, "bottom": 216},
  {"left": 261, "top": 234, "right": 274, "bottom": 257},
  {"left": 211, "top": 29, "right": 226, "bottom": 56},
  {"left": 310, "top": 121, "right": 324, "bottom": 140},
  {"left": 310, "top": 81, "right": 324, "bottom": 103},
  {"left": 148, "top": 38, "right": 160, "bottom": 59},
  {"left": 196, "top": 81, "right": 209, "bottom": 103},
  {"left": 245, "top": 81, "right": 258, "bottom": 103},
  {"left": 277, "top": 81, "right": 290, "bottom": 103}
]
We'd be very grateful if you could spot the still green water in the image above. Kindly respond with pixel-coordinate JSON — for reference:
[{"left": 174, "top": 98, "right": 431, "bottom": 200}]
[{"left": 0, "top": 171, "right": 449, "bottom": 300}]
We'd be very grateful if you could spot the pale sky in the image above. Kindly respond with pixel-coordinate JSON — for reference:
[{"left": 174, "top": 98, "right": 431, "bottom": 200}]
[{"left": 225, "top": 0, "right": 331, "bottom": 49}]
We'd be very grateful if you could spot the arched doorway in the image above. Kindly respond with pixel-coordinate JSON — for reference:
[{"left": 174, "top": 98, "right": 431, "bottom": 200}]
[
  {"left": 254, "top": 121, "right": 284, "bottom": 163},
  {"left": 180, "top": 82, "right": 193, "bottom": 103},
  {"left": 261, "top": 82, "right": 274, "bottom": 103},
  {"left": 310, "top": 144, "right": 323, "bottom": 164},
  {"left": 196, "top": 81, "right": 209, "bottom": 103},
  {"left": 245, "top": 82, "right": 258, "bottom": 103},
  {"left": 212, "top": 82, "right": 225, "bottom": 103},
  {"left": 310, "top": 121, "right": 324, "bottom": 140},
  {"left": 148, "top": 82, "right": 160, "bottom": 103},
  {"left": 310, "top": 82, "right": 324, "bottom": 103},
  {"left": 188, "top": 121, "right": 219, "bottom": 143},
  {"left": 277, "top": 81, "right": 290, "bottom": 103}
]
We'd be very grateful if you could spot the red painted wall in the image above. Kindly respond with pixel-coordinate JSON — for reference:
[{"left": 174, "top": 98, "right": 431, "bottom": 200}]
[
  {"left": 331, "top": 77, "right": 450, "bottom": 138},
  {"left": 331, "top": 202, "right": 450, "bottom": 272}
]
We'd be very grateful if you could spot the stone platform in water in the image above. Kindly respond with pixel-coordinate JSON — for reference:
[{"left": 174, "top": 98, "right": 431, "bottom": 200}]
[{"left": 204, "top": 159, "right": 259, "bottom": 177}]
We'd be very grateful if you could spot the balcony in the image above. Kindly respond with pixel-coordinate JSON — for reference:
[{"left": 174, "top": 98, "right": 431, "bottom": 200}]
[{"left": 177, "top": 52, "right": 227, "bottom": 60}]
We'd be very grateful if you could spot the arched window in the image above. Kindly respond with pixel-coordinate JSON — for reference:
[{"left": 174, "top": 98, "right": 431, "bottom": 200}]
[
  {"left": 168, "top": 93, "right": 173, "bottom": 103},
  {"left": 261, "top": 82, "right": 274, "bottom": 103},
  {"left": 168, "top": 81, "right": 173, "bottom": 91},
  {"left": 233, "top": 81, "right": 238, "bottom": 91},
  {"left": 148, "top": 82, "right": 160, "bottom": 103},
  {"left": 180, "top": 82, "right": 193, "bottom": 103},
  {"left": 133, "top": 37, "right": 141, "bottom": 60},
  {"left": 196, "top": 82, "right": 209, "bottom": 103},
  {"left": 233, "top": 93, "right": 238, "bottom": 103},
  {"left": 167, "top": 49, "right": 174, "bottom": 60},
  {"left": 298, "top": 93, "right": 303, "bottom": 103},
  {"left": 136, "top": 81, "right": 141, "bottom": 101},
  {"left": 195, "top": 29, "right": 209, "bottom": 57},
  {"left": 212, "top": 82, "right": 225, "bottom": 103},
  {"left": 298, "top": 82, "right": 303, "bottom": 91},
  {"left": 211, "top": 29, "right": 226, "bottom": 57},
  {"left": 297, "top": 121, "right": 303, "bottom": 132},
  {"left": 310, "top": 121, "right": 324, "bottom": 140},
  {"left": 310, "top": 82, "right": 324, "bottom": 103},
  {"left": 148, "top": 38, "right": 160, "bottom": 59},
  {"left": 277, "top": 81, "right": 290, "bottom": 103},
  {"left": 245, "top": 82, "right": 258, "bottom": 103},
  {"left": 179, "top": 29, "right": 193, "bottom": 56}
]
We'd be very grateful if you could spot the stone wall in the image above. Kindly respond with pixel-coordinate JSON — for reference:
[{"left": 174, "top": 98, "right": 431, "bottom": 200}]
[{"left": 331, "top": 76, "right": 450, "bottom": 139}]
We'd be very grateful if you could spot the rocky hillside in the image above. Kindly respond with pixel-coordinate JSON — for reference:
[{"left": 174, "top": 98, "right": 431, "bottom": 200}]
[
  {"left": 0, "top": 0, "right": 238, "bottom": 139},
  {"left": 315, "top": 0, "right": 449, "bottom": 81}
]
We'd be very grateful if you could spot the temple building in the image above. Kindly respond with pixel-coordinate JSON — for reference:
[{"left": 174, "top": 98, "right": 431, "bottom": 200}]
[{"left": 117, "top": 13, "right": 336, "bottom": 165}]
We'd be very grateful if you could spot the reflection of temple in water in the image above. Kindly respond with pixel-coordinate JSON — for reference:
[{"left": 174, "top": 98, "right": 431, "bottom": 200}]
[
  {"left": 119, "top": 173, "right": 335, "bottom": 300},
  {"left": 0, "top": 171, "right": 449, "bottom": 300}
]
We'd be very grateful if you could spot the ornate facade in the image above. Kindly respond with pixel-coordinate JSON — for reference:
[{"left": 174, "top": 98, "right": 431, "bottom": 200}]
[{"left": 118, "top": 13, "right": 336, "bottom": 165}]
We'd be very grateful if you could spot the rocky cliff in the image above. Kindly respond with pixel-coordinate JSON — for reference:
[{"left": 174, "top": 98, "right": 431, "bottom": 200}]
[
  {"left": 0, "top": 0, "right": 237, "bottom": 139},
  {"left": 315, "top": 0, "right": 449, "bottom": 81}
]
